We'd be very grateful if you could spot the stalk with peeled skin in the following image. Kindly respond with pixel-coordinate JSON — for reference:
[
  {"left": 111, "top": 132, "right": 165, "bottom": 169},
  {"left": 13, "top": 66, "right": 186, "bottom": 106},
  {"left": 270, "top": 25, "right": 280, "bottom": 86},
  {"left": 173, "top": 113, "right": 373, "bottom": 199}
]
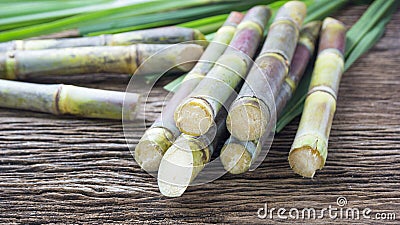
[
  {"left": 220, "top": 21, "right": 321, "bottom": 174},
  {"left": 226, "top": 1, "right": 307, "bottom": 142},
  {"left": 0, "top": 27, "right": 205, "bottom": 51},
  {"left": 134, "top": 12, "right": 244, "bottom": 172},
  {"left": 0, "top": 79, "right": 140, "bottom": 120},
  {"left": 288, "top": 17, "right": 346, "bottom": 178},
  {"left": 0, "top": 43, "right": 203, "bottom": 80},
  {"left": 174, "top": 5, "right": 271, "bottom": 137}
]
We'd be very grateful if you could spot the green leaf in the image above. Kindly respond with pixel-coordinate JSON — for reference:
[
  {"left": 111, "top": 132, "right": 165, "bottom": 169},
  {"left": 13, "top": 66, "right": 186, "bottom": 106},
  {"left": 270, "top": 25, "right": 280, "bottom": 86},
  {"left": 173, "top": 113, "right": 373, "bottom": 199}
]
[
  {"left": 0, "top": 0, "right": 225, "bottom": 41},
  {"left": 345, "top": 0, "right": 396, "bottom": 56}
]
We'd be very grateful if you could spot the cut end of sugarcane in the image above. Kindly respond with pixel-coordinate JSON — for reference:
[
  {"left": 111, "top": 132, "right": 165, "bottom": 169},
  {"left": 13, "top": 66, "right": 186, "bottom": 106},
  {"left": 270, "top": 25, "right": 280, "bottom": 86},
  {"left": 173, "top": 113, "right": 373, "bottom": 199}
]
[
  {"left": 226, "top": 98, "right": 268, "bottom": 141},
  {"left": 135, "top": 127, "right": 174, "bottom": 172},
  {"left": 220, "top": 143, "right": 252, "bottom": 174},
  {"left": 175, "top": 98, "right": 214, "bottom": 136},
  {"left": 157, "top": 145, "right": 197, "bottom": 197},
  {"left": 288, "top": 146, "right": 324, "bottom": 178}
]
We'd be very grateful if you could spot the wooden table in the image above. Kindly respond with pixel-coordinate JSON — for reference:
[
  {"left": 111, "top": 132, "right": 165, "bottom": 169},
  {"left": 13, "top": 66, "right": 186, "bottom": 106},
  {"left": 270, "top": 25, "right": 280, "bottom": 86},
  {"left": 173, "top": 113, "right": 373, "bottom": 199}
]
[{"left": 0, "top": 5, "right": 399, "bottom": 225}]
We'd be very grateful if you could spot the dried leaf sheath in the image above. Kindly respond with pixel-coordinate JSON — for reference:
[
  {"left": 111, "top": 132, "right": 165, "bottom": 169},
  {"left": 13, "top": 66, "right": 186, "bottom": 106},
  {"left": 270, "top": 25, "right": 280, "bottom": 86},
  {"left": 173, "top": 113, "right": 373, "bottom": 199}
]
[
  {"left": 0, "top": 79, "right": 140, "bottom": 120},
  {"left": 226, "top": 1, "right": 307, "bottom": 142},
  {"left": 0, "top": 44, "right": 203, "bottom": 80},
  {"left": 134, "top": 12, "right": 244, "bottom": 172},
  {"left": 0, "top": 27, "right": 205, "bottom": 51},
  {"left": 288, "top": 17, "right": 346, "bottom": 178},
  {"left": 174, "top": 6, "right": 271, "bottom": 136},
  {"left": 220, "top": 21, "right": 321, "bottom": 174}
]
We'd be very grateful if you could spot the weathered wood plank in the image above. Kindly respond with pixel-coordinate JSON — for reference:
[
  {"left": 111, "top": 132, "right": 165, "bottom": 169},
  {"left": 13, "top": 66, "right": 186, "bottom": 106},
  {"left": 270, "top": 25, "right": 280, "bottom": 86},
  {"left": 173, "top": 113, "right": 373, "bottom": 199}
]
[{"left": 0, "top": 5, "right": 399, "bottom": 224}]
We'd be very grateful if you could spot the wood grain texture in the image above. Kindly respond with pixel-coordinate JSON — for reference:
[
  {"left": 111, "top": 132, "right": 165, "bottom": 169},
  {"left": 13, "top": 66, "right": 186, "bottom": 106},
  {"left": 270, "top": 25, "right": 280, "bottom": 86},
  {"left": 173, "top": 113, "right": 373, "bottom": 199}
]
[{"left": 0, "top": 5, "right": 399, "bottom": 224}]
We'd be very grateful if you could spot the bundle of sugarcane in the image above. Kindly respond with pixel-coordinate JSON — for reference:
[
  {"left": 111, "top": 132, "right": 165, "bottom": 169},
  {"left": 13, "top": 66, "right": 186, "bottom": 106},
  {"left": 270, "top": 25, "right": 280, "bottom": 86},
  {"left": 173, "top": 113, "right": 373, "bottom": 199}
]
[
  {"left": 134, "top": 11, "right": 244, "bottom": 172},
  {"left": 0, "top": 27, "right": 205, "bottom": 51},
  {"left": 0, "top": 43, "right": 203, "bottom": 80},
  {"left": 220, "top": 21, "right": 321, "bottom": 174},
  {"left": 174, "top": 5, "right": 271, "bottom": 137},
  {"left": 156, "top": 5, "right": 271, "bottom": 197},
  {"left": 220, "top": 1, "right": 307, "bottom": 174},
  {"left": 288, "top": 17, "right": 346, "bottom": 178},
  {"left": 0, "top": 79, "right": 140, "bottom": 120}
]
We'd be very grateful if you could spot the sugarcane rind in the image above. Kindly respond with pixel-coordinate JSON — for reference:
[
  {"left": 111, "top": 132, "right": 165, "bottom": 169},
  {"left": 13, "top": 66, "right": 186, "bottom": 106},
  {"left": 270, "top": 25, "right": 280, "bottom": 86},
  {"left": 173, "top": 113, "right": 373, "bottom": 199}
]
[
  {"left": 274, "top": 1, "right": 307, "bottom": 29},
  {"left": 237, "top": 21, "right": 263, "bottom": 36},
  {"left": 284, "top": 76, "right": 297, "bottom": 92},
  {"left": 262, "top": 21, "right": 300, "bottom": 62},
  {"left": 309, "top": 49, "right": 344, "bottom": 95},
  {"left": 4, "top": 52, "right": 17, "bottom": 80},
  {"left": 298, "top": 21, "right": 322, "bottom": 53}
]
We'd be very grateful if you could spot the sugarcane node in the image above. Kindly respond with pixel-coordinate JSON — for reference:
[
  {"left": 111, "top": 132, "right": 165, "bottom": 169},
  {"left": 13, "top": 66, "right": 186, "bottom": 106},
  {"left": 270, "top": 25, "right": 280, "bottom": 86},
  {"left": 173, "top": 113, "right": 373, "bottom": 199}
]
[
  {"left": 298, "top": 21, "right": 322, "bottom": 53},
  {"left": 237, "top": 5, "right": 271, "bottom": 34},
  {"left": 261, "top": 19, "right": 300, "bottom": 63},
  {"left": 284, "top": 77, "right": 297, "bottom": 92},
  {"left": 319, "top": 17, "right": 347, "bottom": 54},
  {"left": 53, "top": 84, "right": 64, "bottom": 115},
  {"left": 274, "top": 1, "right": 307, "bottom": 30}
]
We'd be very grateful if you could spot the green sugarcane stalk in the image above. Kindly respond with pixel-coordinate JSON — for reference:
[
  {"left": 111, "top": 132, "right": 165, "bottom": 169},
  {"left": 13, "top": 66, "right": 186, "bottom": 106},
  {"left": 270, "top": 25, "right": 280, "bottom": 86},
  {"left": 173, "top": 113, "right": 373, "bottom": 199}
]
[
  {"left": 0, "top": 43, "right": 204, "bottom": 80},
  {"left": 134, "top": 12, "right": 244, "bottom": 172},
  {"left": 226, "top": 1, "right": 307, "bottom": 142},
  {"left": 0, "top": 79, "right": 140, "bottom": 120},
  {"left": 0, "top": 27, "right": 206, "bottom": 52},
  {"left": 174, "top": 5, "right": 271, "bottom": 137},
  {"left": 288, "top": 17, "right": 346, "bottom": 178},
  {"left": 220, "top": 21, "right": 321, "bottom": 174}
]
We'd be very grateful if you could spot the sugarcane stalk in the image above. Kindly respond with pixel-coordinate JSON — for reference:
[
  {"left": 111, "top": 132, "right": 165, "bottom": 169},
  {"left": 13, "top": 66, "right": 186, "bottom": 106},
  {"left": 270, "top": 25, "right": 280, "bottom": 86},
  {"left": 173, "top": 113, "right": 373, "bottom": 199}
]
[
  {"left": 158, "top": 107, "right": 229, "bottom": 197},
  {"left": 226, "top": 1, "right": 307, "bottom": 142},
  {"left": 276, "top": 21, "right": 322, "bottom": 114},
  {"left": 288, "top": 17, "right": 346, "bottom": 178},
  {"left": 221, "top": 21, "right": 321, "bottom": 174},
  {"left": 174, "top": 6, "right": 271, "bottom": 137},
  {"left": 134, "top": 12, "right": 244, "bottom": 172},
  {"left": 0, "top": 43, "right": 204, "bottom": 80},
  {"left": 0, "top": 79, "right": 140, "bottom": 120},
  {"left": 0, "top": 27, "right": 205, "bottom": 51}
]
